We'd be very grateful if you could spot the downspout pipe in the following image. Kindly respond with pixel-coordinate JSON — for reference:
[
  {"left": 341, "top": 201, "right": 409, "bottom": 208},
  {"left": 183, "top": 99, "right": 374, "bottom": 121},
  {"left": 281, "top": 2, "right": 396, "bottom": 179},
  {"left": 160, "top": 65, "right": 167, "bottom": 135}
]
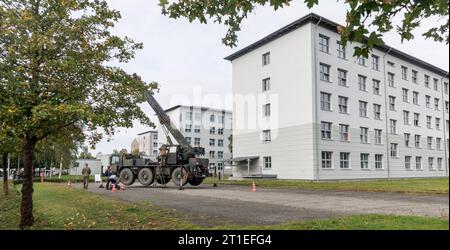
[
  {"left": 312, "top": 16, "right": 322, "bottom": 181},
  {"left": 440, "top": 73, "right": 449, "bottom": 176},
  {"left": 382, "top": 48, "right": 392, "bottom": 180}
]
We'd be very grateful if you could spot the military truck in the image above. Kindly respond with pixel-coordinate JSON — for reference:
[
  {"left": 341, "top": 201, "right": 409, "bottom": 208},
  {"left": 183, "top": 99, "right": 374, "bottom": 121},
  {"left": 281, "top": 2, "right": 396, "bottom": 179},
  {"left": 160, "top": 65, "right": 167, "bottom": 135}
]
[{"left": 109, "top": 91, "right": 209, "bottom": 187}]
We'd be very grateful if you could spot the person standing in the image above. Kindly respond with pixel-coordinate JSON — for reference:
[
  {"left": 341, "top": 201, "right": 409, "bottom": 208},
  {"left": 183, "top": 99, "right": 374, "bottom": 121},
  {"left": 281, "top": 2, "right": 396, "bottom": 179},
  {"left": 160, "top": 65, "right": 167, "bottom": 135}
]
[{"left": 81, "top": 163, "right": 91, "bottom": 189}]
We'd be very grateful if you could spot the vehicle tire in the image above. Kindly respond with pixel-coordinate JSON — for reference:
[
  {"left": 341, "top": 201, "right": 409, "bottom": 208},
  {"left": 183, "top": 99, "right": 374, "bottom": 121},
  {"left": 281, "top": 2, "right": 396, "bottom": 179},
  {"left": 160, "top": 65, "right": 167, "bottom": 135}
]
[
  {"left": 138, "top": 168, "right": 154, "bottom": 186},
  {"left": 119, "top": 168, "right": 135, "bottom": 186},
  {"left": 188, "top": 178, "right": 204, "bottom": 186},
  {"left": 172, "top": 167, "right": 188, "bottom": 187}
]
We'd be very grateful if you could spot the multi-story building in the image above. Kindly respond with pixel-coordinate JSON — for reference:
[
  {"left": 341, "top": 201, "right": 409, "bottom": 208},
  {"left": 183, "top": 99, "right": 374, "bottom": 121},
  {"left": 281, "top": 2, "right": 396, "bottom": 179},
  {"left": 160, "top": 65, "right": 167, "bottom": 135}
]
[
  {"left": 157, "top": 105, "right": 233, "bottom": 172},
  {"left": 225, "top": 13, "right": 449, "bottom": 180},
  {"left": 130, "top": 130, "right": 159, "bottom": 159}
]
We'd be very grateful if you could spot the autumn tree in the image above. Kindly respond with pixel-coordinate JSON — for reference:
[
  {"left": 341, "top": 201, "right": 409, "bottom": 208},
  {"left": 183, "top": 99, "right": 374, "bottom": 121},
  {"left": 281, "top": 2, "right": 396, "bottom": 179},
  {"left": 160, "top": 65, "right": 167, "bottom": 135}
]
[
  {"left": 0, "top": 0, "right": 156, "bottom": 228},
  {"left": 159, "top": 0, "right": 449, "bottom": 57}
]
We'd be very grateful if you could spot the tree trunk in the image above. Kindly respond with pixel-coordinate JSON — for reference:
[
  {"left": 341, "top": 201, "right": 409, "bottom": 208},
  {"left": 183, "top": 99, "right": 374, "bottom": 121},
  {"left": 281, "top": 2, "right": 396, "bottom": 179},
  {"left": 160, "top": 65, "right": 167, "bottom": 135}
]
[
  {"left": 19, "top": 138, "right": 37, "bottom": 229},
  {"left": 2, "top": 153, "right": 8, "bottom": 196}
]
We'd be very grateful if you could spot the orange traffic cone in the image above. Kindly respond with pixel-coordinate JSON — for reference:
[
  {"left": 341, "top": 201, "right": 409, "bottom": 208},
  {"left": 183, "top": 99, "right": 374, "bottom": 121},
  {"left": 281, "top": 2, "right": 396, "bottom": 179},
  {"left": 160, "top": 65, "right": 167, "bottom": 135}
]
[
  {"left": 67, "top": 180, "right": 72, "bottom": 188},
  {"left": 111, "top": 183, "right": 116, "bottom": 193},
  {"left": 252, "top": 181, "right": 256, "bottom": 192},
  {"left": 120, "top": 182, "right": 124, "bottom": 191}
]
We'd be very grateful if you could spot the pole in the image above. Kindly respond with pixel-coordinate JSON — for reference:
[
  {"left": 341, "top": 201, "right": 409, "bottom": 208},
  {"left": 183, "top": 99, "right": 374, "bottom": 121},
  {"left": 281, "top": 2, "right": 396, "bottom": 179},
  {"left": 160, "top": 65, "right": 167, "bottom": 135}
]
[
  {"left": 59, "top": 155, "right": 63, "bottom": 179},
  {"left": 178, "top": 166, "right": 184, "bottom": 190},
  {"left": 7, "top": 154, "right": 10, "bottom": 180}
]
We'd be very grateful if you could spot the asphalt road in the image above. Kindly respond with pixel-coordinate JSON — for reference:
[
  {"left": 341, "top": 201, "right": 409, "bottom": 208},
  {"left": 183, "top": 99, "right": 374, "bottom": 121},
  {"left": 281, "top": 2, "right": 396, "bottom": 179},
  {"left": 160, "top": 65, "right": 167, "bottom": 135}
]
[{"left": 74, "top": 182, "right": 449, "bottom": 226}]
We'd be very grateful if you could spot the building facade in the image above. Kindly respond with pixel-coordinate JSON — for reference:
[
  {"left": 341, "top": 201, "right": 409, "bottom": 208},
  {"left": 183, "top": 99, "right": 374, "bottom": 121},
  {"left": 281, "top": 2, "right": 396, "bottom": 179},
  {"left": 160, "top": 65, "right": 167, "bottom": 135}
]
[
  {"left": 157, "top": 105, "right": 233, "bottom": 172},
  {"left": 226, "top": 13, "right": 449, "bottom": 180},
  {"left": 130, "top": 130, "right": 159, "bottom": 159}
]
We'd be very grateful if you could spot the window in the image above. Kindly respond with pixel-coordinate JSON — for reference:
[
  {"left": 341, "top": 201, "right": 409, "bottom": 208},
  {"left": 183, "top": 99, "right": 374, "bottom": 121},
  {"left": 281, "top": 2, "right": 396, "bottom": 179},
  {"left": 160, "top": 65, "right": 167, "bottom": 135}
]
[
  {"left": 218, "top": 128, "right": 224, "bottom": 135},
  {"left": 194, "top": 112, "right": 201, "bottom": 121},
  {"left": 437, "top": 158, "right": 443, "bottom": 170},
  {"left": 340, "top": 153, "right": 350, "bottom": 169},
  {"left": 262, "top": 130, "right": 271, "bottom": 142},
  {"left": 426, "top": 116, "right": 432, "bottom": 129},
  {"left": 413, "top": 113, "right": 420, "bottom": 127},
  {"left": 210, "top": 114, "right": 215, "bottom": 122},
  {"left": 428, "top": 157, "right": 434, "bottom": 170},
  {"left": 427, "top": 137, "right": 433, "bottom": 149},
  {"left": 357, "top": 56, "right": 366, "bottom": 66},
  {"left": 319, "top": 34, "right": 330, "bottom": 53},
  {"left": 402, "top": 88, "right": 409, "bottom": 102},
  {"left": 373, "top": 104, "right": 381, "bottom": 120},
  {"left": 263, "top": 103, "right": 271, "bottom": 116},
  {"left": 413, "top": 91, "right": 419, "bottom": 105},
  {"left": 194, "top": 126, "right": 201, "bottom": 133},
  {"left": 374, "top": 129, "right": 382, "bottom": 144},
  {"left": 433, "top": 78, "right": 439, "bottom": 91},
  {"left": 359, "top": 101, "right": 368, "bottom": 117},
  {"left": 446, "top": 101, "right": 449, "bottom": 113},
  {"left": 262, "top": 78, "right": 271, "bottom": 92},
  {"left": 425, "top": 95, "right": 431, "bottom": 108},
  {"left": 404, "top": 133, "right": 411, "bottom": 147},
  {"left": 434, "top": 98, "right": 440, "bottom": 110},
  {"left": 338, "top": 69, "right": 347, "bottom": 86},
  {"left": 405, "top": 156, "right": 412, "bottom": 169},
  {"left": 218, "top": 151, "right": 224, "bottom": 159},
  {"left": 321, "top": 152, "right": 333, "bottom": 169},
  {"left": 339, "top": 124, "right": 349, "bottom": 142},
  {"left": 185, "top": 124, "right": 192, "bottom": 132},
  {"left": 358, "top": 75, "right": 367, "bottom": 91},
  {"left": 153, "top": 142, "right": 158, "bottom": 148},
  {"left": 321, "top": 122, "right": 332, "bottom": 140},
  {"left": 263, "top": 156, "right": 272, "bottom": 169},
  {"left": 390, "top": 119, "right": 397, "bottom": 134},
  {"left": 416, "top": 157, "right": 422, "bottom": 170},
  {"left": 186, "top": 112, "right": 193, "bottom": 121},
  {"left": 209, "top": 139, "right": 215, "bottom": 146},
  {"left": 388, "top": 73, "right": 395, "bottom": 87},
  {"left": 185, "top": 137, "right": 191, "bottom": 144},
  {"left": 414, "top": 135, "right": 421, "bottom": 148},
  {"left": 389, "top": 96, "right": 396, "bottom": 111},
  {"left": 360, "top": 127, "right": 369, "bottom": 143},
  {"left": 424, "top": 75, "right": 430, "bottom": 88},
  {"left": 320, "top": 63, "right": 331, "bottom": 82},
  {"left": 218, "top": 139, "right": 224, "bottom": 147},
  {"left": 436, "top": 118, "right": 441, "bottom": 130},
  {"left": 412, "top": 70, "right": 418, "bottom": 83},
  {"left": 209, "top": 127, "right": 216, "bottom": 134},
  {"left": 338, "top": 96, "right": 348, "bottom": 113},
  {"left": 403, "top": 110, "right": 410, "bottom": 125},
  {"left": 209, "top": 151, "right": 215, "bottom": 159},
  {"left": 320, "top": 92, "right": 331, "bottom": 111},
  {"left": 401, "top": 66, "right": 408, "bottom": 80},
  {"left": 194, "top": 138, "right": 201, "bottom": 146},
  {"left": 262, "top": 52, "right": 270, "bottom": 65},
  {"left": 360, "top": 154, "right": 369, "bottom": 169},
  {"left": 372, "top": 55, "right": 379, "bottom": 70},
  {"left": 436, "top": 138, "right": 441, "bottom": 150},
  {"left": 337, "top": 41, "right": 346, "bottom": 59},
  {"left": 387, "top": 61, "right": 395, "bottom": 67},
  {"left": 375, "top": 154, "right": 383, "bottom": 169},
  {"left": 445, "top": 82, "right": 449, "bottom": 95},
  {"left": 390, "top": 143, "right": 398, "bottom": 158},
  {"left": 153, "top": 134, "right": 158, "bottom": 140},
  {"left": 373, "top": 79, "right": 380, "bottom": 95}
]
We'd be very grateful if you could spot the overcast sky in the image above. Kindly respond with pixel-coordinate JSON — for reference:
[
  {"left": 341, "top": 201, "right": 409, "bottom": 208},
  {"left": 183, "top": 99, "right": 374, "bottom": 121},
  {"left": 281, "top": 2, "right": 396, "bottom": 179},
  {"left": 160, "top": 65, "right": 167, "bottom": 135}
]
[{"left": 91, "top": 0, "right": 449, "bottom": 155}]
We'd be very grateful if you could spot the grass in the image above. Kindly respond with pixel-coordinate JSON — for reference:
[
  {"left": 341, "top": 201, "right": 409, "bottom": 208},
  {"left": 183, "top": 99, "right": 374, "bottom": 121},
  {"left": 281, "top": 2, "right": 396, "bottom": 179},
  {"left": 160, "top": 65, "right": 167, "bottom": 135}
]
[
  {"left": 1, "top": 182, "right": 448, "bottom": 230},
  {"left": 204, "top": 177, "right": 449, "bottom": 194}
]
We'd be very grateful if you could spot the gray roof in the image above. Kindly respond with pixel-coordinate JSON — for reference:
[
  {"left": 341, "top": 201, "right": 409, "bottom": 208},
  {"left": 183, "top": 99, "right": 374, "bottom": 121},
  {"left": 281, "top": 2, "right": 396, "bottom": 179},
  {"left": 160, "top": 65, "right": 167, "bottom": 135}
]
[
  {"left": 225, "top": 13, "right": 449, "bottom": 77},
  {"left": 137, "top": 130, "right": 158, "bottom": 136}
]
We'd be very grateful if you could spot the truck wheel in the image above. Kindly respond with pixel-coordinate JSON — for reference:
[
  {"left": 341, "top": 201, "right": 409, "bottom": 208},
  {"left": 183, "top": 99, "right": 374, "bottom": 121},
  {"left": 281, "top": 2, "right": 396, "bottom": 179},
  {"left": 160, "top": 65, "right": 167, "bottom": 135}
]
[
  {"left": 119, "top": 168, "right": 135, "bottom": 186},
  {"left": 172, "top": 167, "right": 188, "bottom": 187},
  {"left": 138, "top": 168, "right": 154, "bottom": 186},
  {"left": 188, "top": 178, "right": 204, "bottom": 186}
]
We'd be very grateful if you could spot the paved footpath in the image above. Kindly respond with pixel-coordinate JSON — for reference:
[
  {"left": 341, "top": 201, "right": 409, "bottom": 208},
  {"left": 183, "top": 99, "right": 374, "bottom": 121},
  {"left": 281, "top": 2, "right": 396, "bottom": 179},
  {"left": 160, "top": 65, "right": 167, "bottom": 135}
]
[{"left": 74, "top": 183, "right": 449, "bottom": 226}]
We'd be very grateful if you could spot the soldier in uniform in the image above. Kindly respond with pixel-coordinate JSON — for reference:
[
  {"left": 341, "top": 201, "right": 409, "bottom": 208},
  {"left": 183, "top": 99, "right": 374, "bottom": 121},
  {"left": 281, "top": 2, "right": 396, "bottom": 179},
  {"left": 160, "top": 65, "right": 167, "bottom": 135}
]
[
  {"left": 81, "top": 163, "right": 91, "bottom": 189},
  {"left": 159, "top": 145, "right": 168, "bottom": 166}
]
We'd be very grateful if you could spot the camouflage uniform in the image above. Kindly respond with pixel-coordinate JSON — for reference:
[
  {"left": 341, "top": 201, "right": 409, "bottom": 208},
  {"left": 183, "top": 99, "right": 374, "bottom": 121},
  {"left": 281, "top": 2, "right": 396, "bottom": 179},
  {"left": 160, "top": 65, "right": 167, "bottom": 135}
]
[{"left": 81, "top": 165, "right": 91, "bottom": 189}]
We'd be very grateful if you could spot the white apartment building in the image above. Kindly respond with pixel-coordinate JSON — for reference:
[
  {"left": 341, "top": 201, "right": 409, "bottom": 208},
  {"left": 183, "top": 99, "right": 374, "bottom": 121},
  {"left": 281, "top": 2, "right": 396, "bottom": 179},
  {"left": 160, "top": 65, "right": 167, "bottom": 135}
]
[
  {"left": 130, "top": 130, "right": 159, "bottom": 159},
  {"left": 157, "top": 105, "right": 233, "bottom": 172},
  {"left": 225, "top": 13, "right": 449, "bottom": 180}
]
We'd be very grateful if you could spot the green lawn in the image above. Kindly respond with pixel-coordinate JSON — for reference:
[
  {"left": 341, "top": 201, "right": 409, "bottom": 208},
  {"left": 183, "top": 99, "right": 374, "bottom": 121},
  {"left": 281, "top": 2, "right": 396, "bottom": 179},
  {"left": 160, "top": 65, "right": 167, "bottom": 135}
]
[
  {"left": 204, "top": 177, "right": 449, "bottom": 194},
  {"left": 0, "top": 182, "right": 448, "bottom": 230}
]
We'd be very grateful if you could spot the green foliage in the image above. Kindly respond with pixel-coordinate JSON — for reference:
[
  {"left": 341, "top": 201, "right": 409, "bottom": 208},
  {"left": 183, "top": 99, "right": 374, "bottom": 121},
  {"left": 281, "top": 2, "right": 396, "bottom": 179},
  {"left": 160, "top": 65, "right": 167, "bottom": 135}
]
[
  {"left": 159, "top": 0, "right": 449, "bottom": 57},
  {"left": 0, "top": 0, "right": 157, "bottom": 147}
]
